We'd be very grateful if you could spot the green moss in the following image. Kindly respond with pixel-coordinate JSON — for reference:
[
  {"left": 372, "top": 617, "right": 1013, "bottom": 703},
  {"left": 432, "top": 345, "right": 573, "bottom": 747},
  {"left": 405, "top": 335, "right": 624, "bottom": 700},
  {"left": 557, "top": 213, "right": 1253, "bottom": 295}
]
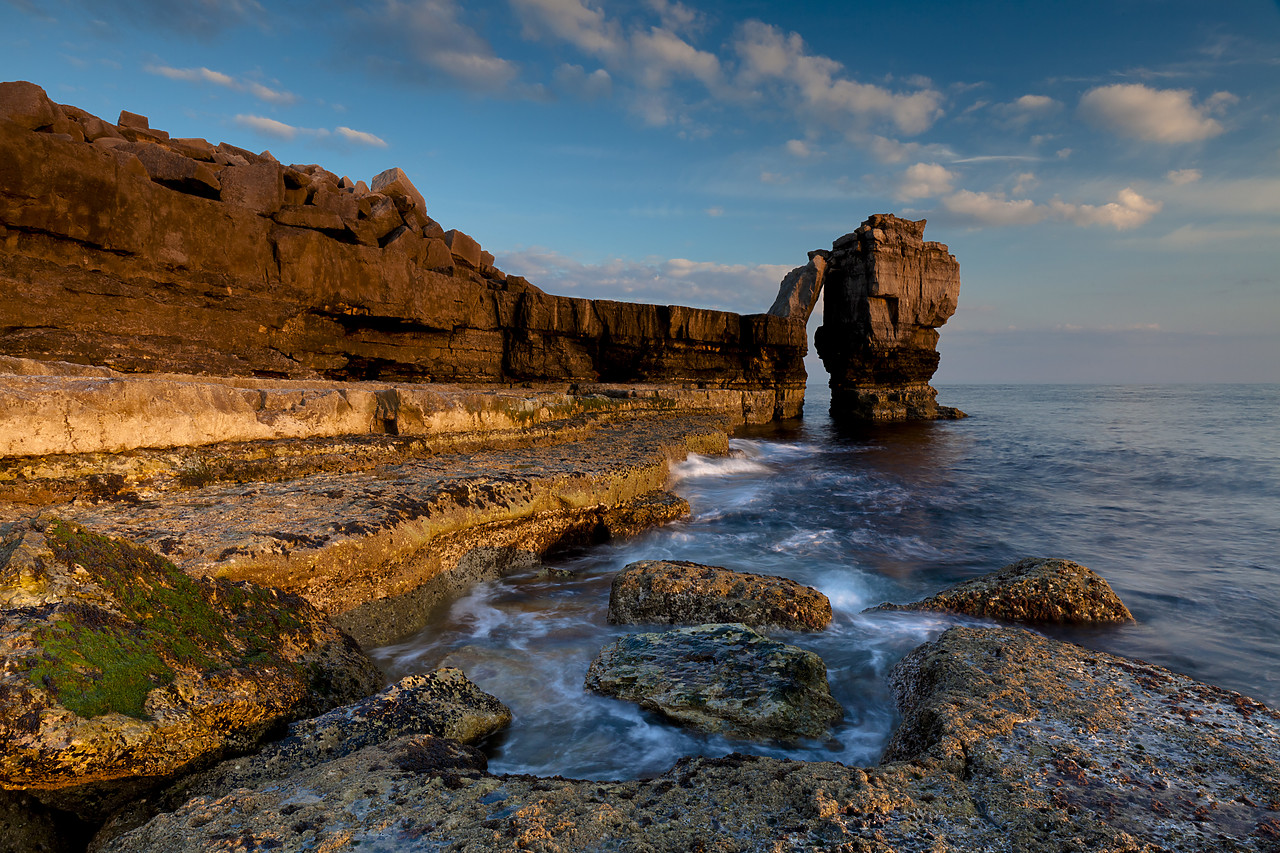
[{"left": 23, "top": 520, "right": 309, "bottom": 720}]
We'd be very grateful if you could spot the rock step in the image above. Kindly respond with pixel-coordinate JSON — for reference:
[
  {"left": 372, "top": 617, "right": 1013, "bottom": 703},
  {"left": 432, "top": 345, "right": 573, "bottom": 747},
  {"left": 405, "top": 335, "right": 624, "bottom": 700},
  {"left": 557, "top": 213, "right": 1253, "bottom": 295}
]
[{"left": 2, "top": 410, "right": 725, "bottom": 647}]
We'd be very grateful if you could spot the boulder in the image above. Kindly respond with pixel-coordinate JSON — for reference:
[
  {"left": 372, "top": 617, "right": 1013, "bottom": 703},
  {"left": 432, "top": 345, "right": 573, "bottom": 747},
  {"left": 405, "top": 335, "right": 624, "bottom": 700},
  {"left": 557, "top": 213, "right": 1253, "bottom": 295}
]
[
  {"left": 584, "top": 622, "right": 843, "bottom": 740},
  {"left": 60, "top": 104, "right": 123, "bottom": 142},
  {"left": 608, "top": 559, "right": 831, "bottom": 631},
  {"left": 94, "top": 667, "right": 510, "bottom": 845},
  {"left": 370, "top": 166, "right": 426, "bottom": 213},
  {"left": 874, "top": 557, "right": 1134, "bottom": 624},
  {"left": 0, "top": 80, "right": 62, "bottom": 131},
  {"left": 116, "top": 110, "right": 149, "bottom": 130},
  {"left": 598, "top": 491, "right": 689, "bottom": 539},
  {"left": 767, "top": 250, "right": 827, "bottom": 321},
  {"left": 0, "top": 517, "right": 381, "bottom": 821}
]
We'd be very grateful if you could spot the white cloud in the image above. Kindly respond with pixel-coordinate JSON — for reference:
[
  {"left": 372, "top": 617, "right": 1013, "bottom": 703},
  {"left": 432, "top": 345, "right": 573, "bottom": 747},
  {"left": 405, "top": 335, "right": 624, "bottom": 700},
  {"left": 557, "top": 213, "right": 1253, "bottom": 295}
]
[
  {"left": 943, "top": 190, "right": 1045, "bottom": 226},
  {"left": 495, "top": 247, "right": 792, "bottom": 314},
  {"left": 146, "top": 64, "right": 296, "bottom": 104},
  {"left": 733, "top": 21, "right": 943, "bottom": 135},
  {"left": 861, "top": 134, "right": 956, "bottom": 165},
  {"left": 785, "top": 139, "right": 812, "bottom": 158},
  {"left": 631, "top": 26, "right": 721, "bottom": 88},
  {"left": 1166, "top": 168, "right": 1202, "bottom": 185},
  {"left": 335, "top": 126, "right": 388, "bottom": 147},
  {"left": 1048, "top": 187, "right": 1162, "bottom": 230},
  {"left": 373, "top": 0, "right": 520, "bottom": 91},
  {"left": 1012, "top": 172, "right": 1037, "bottom": 195},
  {"left": 705, "top": 206, "right": 724, "bottom": 217},
  {"left": 896, "top": 162, "right": 956, "bottom": 200},
  {"left": 234, "top": 114, "right": 299, "bottom": 140},
  {"left": 1078, "top": 83, "right": 1232, "bottom": 143},
  {"left": 994, "top": 93, "right": 1062, "bottom": 125},
  {"left": 553, "top": 63, "right": 613, "bottom": 99},
  {"left": 943, "top": 186, "right": 1162, "bottom": 230},
  {"left": 511, "top": 0, "right": 621, "bottom": 55},
  {"left": 234, "top": 116, "right": 389, "bottom": 148}
]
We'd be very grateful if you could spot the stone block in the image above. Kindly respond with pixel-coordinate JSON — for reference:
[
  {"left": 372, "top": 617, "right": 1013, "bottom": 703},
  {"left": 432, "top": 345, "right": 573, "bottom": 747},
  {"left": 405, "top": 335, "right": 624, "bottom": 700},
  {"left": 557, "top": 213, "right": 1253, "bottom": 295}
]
[
  {"left": 0, "top": 80, "right": 60, "bottom": 130},
  {"left": 479, "top": 250, "right": 495, "bottom": 269},
  {"left": 124, "top": 142, "right": 221, "bottom": 198},
  {"left": 422, "top": 237, "right": 454, "bottom": 272},
  {"left": 61, "top": 104, "right": 122, "bottom": 141},
  {"left": 169, "top": 137, "right": 215, "bottom": 161},
  {"left": 220, "top": 162, "right": 285, "bottom": 215},
  {"left": 444, "top": 229, "right": 482, "bottom": 269},
  {"left": 275, "top": 205, "right": 345, "bottom": 232},
  {"left": 370, "top": 166, "right": 426, "bottom": 213},
  {"left": 117, "top": 109, "right": 149, "bottom": 129}
]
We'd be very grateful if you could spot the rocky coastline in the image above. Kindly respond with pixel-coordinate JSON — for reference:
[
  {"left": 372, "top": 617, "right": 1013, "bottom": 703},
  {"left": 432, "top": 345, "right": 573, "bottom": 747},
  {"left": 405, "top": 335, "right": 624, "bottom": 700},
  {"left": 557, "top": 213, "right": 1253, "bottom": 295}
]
[{"left": 4, "top": 81, "right": 1278, "bottom": 852}]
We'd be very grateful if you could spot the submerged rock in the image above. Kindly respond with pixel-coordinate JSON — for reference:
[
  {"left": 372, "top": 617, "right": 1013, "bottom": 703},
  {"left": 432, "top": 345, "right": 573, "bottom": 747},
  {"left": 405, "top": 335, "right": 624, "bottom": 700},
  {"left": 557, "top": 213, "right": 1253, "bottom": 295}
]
[
  {"left": 607, "top": 559, "right": 832, "bottom": 631},
  {"left": 0, "top": 517, "right": 380, "bottom": 821},
  {"left": 874, "top": 556, "right": 1134, "bottom": 624},
  {"left": 584, "top": 623, "right": 843, "bottom": 740},
  {"left": 94, "top": 667, "right": 510, "bottom": 846}
]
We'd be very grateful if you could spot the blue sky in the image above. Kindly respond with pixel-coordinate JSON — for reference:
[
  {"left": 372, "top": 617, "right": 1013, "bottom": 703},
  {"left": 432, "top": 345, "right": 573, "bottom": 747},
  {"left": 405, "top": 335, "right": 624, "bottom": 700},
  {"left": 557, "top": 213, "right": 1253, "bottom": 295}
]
[{"left": 4, "top": 0, "right": 1278, "bottom": 382}]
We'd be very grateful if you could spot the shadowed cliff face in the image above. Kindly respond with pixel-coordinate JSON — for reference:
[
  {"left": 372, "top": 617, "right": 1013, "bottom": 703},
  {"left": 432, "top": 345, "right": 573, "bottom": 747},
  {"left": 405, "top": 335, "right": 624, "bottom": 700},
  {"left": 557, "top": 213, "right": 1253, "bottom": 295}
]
[
  {"left": 0, "top": 81, "right": 807, "bottom": 420},
  {"left": 813, "top": 214, "right": 964, "bottom": 421}
]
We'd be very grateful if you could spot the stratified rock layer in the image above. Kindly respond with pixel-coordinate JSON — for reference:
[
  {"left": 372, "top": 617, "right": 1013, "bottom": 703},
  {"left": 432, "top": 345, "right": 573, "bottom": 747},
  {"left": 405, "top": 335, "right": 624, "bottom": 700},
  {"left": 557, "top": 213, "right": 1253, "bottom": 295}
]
[
  {"left": 0, "top": 518, "right": 380, "bottom": 821},
  {"left": 607, "top": 559, "right": 832, "bottom": 631},
  {"left": 102, "top": 627, "right": 1280, "bottom": 852},
  {"left": 584, "top": 623, "right": 844, "bottom": 740},
  {"left": 876, "top": 557, "right": 1135, "bottom": 623},
  {"left": 814, "top": 214, "right": 963, "bottom": 420},
  {"left": 0, "top": 82, "right": 805, "bottom": 419}
]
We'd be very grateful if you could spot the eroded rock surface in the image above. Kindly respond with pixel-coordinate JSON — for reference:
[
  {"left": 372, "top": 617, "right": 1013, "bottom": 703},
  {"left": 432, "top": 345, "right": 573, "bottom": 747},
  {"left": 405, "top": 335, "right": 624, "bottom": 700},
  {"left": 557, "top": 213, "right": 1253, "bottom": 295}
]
[
  {"left": 0, "top": 518, "right": 379, "bottom": 821},
  {"left": 767, "top": 250, "right": 828, "bottom": 322},
  {"left": 607, "top": 559, "right": 832, "bottom": 631},
  {"left": 0, "top": 81, "right": 806, "bottom": 420},
  {"left": 876, "top": 557, "right": 1135, "bottom": 623},
  {"left": 93, "top": 667, "right": 510, "bottom": 846},
  {"left": 584, "top": 623, "right": 844, "bottom": 740},
  {"left": 814, "top": 214, "right": 964, "bottom": 420},
  {"left": 102, "top": 627, "right": 1280, "bottom": 852}
]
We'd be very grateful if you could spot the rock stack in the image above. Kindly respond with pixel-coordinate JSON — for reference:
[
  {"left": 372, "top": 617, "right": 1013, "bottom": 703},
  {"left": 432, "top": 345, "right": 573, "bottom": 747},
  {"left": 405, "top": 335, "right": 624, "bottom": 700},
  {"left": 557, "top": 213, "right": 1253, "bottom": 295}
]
[{"left": 812, "top": 214, "right": 964, "bottom": 420}]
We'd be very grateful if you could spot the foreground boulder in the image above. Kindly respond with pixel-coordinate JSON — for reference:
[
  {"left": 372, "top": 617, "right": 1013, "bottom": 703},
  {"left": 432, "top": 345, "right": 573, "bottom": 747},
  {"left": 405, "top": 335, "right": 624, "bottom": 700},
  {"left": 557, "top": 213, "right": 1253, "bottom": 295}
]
[
  {"left": 874, "top": 557, "right": 1135, "bottom": 623},
  {"left": 0, "top": 517, "right": 380, "bottom": 820},
  {"left": 95, "top": 667, "right": 511, "bottom": 845},
  {"left": 584, "top": 623, "right": 843, "bottom": 740},
  {"left": 607, "top": 559, "right": 832, "bottom": 631},
  {"left": 101, "top": 626, "right": 1280, "bottom": 852}
]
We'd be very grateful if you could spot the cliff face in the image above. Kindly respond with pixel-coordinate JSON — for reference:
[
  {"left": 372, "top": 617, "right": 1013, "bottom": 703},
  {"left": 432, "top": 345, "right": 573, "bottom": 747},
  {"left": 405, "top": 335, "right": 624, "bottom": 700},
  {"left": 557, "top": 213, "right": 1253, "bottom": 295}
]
[
  {"left": 0, "top": 82, "right": 805, "bottom": 419},
  {"left": 813, "top": 214, "right": 963, "bottom": 420}
]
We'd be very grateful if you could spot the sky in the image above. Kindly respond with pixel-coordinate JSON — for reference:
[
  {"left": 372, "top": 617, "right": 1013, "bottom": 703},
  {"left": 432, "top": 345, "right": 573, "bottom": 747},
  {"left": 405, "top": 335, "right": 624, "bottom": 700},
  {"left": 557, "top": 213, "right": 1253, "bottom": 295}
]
[{"left": 3, "top": 0, "right": 1278, "bottom": 382}]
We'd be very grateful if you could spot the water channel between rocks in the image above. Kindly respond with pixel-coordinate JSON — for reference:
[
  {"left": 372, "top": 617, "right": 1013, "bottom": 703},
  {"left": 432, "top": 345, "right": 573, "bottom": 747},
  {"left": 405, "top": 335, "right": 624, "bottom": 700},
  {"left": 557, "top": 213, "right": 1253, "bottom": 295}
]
[{"left": 371, "top": 383, "right": 1280, "bottom": 781}]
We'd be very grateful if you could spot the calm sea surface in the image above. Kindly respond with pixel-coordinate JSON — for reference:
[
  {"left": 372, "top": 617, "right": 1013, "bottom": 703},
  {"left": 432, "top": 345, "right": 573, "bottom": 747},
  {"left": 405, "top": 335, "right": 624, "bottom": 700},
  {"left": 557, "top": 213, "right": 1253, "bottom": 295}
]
[{"left": 373, "top": 383, "right": 1280, "bottom": 780}]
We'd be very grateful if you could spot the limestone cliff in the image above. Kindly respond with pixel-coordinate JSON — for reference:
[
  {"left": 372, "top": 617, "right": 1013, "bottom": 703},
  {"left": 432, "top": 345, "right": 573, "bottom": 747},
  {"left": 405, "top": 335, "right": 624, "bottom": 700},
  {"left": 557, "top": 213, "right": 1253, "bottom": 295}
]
[
  {"left": 813, "top": 214, "right": 963, "bottom": 420},
  {"left": 0, "top": 82, "right": 805, "bottom": 419}
]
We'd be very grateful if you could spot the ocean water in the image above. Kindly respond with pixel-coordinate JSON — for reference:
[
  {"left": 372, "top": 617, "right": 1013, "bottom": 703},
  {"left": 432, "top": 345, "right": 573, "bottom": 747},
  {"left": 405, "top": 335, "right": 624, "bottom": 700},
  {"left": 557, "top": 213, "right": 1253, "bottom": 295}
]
[{"left": 372, "top": 383, "right": 1280, "bottom": 780}]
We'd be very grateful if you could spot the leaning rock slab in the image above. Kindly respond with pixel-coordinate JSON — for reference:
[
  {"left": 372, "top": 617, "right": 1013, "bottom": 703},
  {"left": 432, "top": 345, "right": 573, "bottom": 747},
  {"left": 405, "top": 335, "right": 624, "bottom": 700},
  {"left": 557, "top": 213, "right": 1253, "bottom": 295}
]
[
  {"left": 0, "top": 517, "right": 380, "bottom": 821},
  {"left": 875, "top": 557, "right": 1134, "bottom": 623},
  {"left": 607, "top": 559, "right": 831, "bottom": 631},
  {"left": 584, "top": 622, "right": 843, "bottom": 740}
]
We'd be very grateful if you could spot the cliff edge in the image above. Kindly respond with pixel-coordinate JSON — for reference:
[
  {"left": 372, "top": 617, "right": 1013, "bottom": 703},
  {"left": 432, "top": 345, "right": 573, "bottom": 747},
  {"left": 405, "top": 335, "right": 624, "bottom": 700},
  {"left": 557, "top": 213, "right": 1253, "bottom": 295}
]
[{"left": 0, "top": 81, "right": 806, "bottom": 420}]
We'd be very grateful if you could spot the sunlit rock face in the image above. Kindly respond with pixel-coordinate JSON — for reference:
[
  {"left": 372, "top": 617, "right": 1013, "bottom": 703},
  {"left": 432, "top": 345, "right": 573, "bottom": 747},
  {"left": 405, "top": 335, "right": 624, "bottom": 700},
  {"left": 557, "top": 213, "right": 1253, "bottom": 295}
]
[
  {"left": 0, "top": 81, "right": 807, "bottom": 421},
  {"left": 814, "top": 214, "right": 964, "bottom": 421}
]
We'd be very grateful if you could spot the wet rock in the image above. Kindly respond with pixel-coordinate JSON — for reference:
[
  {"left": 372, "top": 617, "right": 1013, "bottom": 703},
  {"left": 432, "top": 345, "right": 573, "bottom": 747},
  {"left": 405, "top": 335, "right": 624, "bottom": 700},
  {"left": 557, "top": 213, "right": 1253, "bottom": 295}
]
[
  {"left": 0, "top": 517, "right": 380, "bottom": 821},
  {"left": 598, "top": 490, "right": 690, "bottom": 539},
  {"left": 93, "top": 667, "right": 510, "bottom": 845},
  {"left": 875, "top": 557, "right": 1134, "bottom": 624},
  {"left": 814, "top": 214, "right": 964, "bottom": 420},
  {"left": 608, "top": 559, "right": 831, "bottom": 631},
  {"left": 584, "top": 622, "right": 844, "bottom": 740},
  {"left": 96, "top": 626, "right": 1280, "bottom": 852}
]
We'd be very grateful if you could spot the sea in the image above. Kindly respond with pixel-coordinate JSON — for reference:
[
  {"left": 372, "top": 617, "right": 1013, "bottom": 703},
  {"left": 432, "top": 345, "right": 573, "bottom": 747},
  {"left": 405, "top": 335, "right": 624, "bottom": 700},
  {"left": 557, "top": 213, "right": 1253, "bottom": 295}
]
[{"left": 372, "top": 383, "right": 1280, "bottom": 781}]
